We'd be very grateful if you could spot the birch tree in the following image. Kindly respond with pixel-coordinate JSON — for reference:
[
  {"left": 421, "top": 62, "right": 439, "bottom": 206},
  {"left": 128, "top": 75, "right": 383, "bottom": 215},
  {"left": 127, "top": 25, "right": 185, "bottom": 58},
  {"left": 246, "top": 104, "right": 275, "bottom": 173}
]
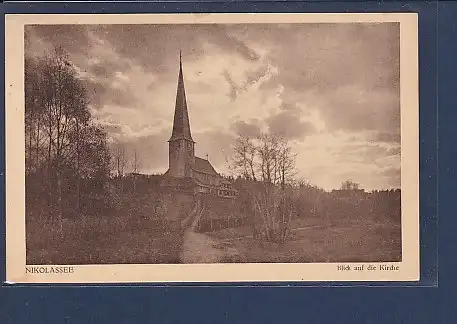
[{"left": 25, "top": 46, "right": 112, "bottom": 235}]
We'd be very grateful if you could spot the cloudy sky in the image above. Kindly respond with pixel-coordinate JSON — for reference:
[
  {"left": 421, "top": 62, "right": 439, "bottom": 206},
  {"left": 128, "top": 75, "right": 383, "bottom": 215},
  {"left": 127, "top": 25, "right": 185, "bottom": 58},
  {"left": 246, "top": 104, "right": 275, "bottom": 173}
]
[{"left": 25, "top": 23, "right": 400, "bottom": 191}]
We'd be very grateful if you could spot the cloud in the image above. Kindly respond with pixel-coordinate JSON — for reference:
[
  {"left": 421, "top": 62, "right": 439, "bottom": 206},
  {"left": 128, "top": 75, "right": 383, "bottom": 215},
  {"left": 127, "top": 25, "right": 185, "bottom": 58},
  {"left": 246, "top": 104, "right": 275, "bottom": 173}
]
[
  {"left": 25, "top": 25, "right": 92, "bottom": 58},
  {"left": 379, "top": 167, "right": 401, "bottom": 188},
  {"left": 388, "top": 147, "right": 401, "bottom": 155},
  {"left": 320, "top": 85, "right": 400, "bottom": 133},
  {"left": 266, "top": 109, "right": 316, "bottom": 140},
  {"left": 193, "top": 130, "right": 235, "bottom": 175},
  {"left": 115, "top": 130, "right": 170, "bottom": 174},
  {"left": 371, "top": 131, "right": 401, "bottom": 144},
  {"left": 254, "top": 23, "right": 400, "bottom": 135},
  {"left": 223, "top": 70, "right": 238, "bottom": 101},
  {"left": 24, "top": 23, "right": 401, "bottom": 190},
  {"left": 380, "top": 167, "right": 401, "bottom": 178},
  {"left": 230, "top": 120, "right": 261, "bottom": 137}
]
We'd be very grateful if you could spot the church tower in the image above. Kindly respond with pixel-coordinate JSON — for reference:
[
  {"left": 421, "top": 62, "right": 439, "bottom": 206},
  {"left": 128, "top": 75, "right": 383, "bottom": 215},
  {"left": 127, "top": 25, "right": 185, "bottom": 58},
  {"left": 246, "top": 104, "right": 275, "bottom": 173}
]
[{"left": 167, "top": 52, "right": 195, "bottom": 178}]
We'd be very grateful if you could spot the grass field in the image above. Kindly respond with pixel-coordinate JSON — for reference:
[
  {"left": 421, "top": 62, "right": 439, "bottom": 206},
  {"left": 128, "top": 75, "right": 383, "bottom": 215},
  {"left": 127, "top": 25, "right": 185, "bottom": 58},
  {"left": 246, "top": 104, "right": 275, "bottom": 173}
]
[
  {"left": 26, "top": 186, "right": 401, "bottom": 267},
  {"left": 26, "top": 217, "right": 184, "bottom": 265},
  {"left": 206, "top": 217, "right": 402, "bottom": 263},
  {"left": 27, "top": 214, "right": 401, "bottom": 265},
  {"left": 26, "top": 192, "right": 190, "bottom": 265}
]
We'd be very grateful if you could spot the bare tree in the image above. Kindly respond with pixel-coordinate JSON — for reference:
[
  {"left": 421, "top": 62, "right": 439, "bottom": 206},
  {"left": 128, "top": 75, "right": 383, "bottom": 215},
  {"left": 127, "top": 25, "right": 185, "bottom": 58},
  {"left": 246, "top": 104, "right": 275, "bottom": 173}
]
[
  {"left": 341, "top": 180, "right": 360, "bottom": 190},
  {"left": 232, "top": 135, "right": 257, "bottom": 181},
  {"left": 256, "top": 133, "right": 279, "bottom": 184},
  {"left": 276, "top": 137, "right": 297, "bottom": 188},
  {"left": 132, "top": 149, "right": 141, "bottom": 192},
  {"left": 111, "top": 144, "right": 128, "bottom": 194},
  {"left": 132, "top": 149, "right": 141, "bottom": 174},
  {"left": 252, "top": 133, "right": 296, "bottom": 186},
  {"left": 231, "top": 132, "right": 297, "bottom": 243},
  {"left": 113, "top": 145, "right": 128, "bottom": 179}
]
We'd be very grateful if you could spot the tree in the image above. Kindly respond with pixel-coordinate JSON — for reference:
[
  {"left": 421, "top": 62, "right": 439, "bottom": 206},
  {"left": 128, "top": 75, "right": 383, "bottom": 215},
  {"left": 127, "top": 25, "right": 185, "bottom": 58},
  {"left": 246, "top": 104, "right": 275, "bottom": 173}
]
[
  {"left": 232, "top": 133, "right": 296, "bottom": 186},
  {"left": 25, "top": 56, "right": 45, "bottom": 175},
  {"left": 25, "top": 46, "right": 112, "bottom": 236},
  {"left": 111, "top": 143, "right": 129, "bottom": 194},
  {"left": 232, "top": 135, "right": 257, "bottom": 181},
  {"left": 231, "top": 132, "right": 297, "bottom": 243},
  {"left": 40, "top": 48, "right": 88, "bottom": 229},
  {"left": 257, "top": 133, "right": 278, "bottom": 184},
  {"left": 341, "top": 180, "right": 360, "bottom": 190},
  {"left": 113, "top": 144, "right": 127, "bottom": 179},
  {"left": 132, "top": 149, "right": 141, "bottom": 192},
  {"left": 132, "top": 150, "right": 141, "bottom": 174},
  {"left": 275, "top": 137, "right": 297, "bottom": 188}
]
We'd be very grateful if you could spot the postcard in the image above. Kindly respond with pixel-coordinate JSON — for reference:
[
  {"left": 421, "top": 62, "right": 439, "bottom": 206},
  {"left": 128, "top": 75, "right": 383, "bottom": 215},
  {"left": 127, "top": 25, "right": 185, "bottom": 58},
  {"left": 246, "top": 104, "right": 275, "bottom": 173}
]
[{"left": 5, "top": 13, "right": 419, "bottom": 283}]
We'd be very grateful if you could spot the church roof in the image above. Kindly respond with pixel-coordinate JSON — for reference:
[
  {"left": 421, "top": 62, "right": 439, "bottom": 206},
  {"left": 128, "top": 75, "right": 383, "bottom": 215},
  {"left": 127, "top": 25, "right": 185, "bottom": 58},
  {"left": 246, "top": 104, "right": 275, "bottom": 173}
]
[
  {"left": 169, "top": 51, "right": 194, "bottom": 142},
  {"left": 192, "top": 157, "right": 219, "bottom": 175}
]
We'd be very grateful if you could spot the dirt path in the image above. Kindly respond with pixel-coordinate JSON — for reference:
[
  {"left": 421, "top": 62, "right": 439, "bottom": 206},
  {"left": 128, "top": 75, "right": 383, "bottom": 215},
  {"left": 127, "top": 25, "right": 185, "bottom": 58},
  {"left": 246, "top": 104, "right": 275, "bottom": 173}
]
[
  {"left": 180, "top": 230, "right": 225, "bottom": 263},
  {"left": 179, "top": 204, "right": 226, "bottom": 263}
]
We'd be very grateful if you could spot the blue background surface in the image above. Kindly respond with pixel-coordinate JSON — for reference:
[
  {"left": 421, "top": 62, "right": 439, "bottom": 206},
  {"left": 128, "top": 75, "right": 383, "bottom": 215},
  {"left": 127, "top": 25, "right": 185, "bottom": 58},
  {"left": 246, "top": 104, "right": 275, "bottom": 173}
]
[{"left": 0, "top": 1, "right": 455, "bottom": 322}]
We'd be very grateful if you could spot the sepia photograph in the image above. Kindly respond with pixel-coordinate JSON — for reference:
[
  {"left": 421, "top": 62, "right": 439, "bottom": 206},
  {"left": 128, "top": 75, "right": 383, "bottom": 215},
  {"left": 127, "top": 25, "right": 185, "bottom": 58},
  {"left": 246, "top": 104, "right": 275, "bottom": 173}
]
[{"left": 5, "top": 13, "right": 419, "bottom": 283}]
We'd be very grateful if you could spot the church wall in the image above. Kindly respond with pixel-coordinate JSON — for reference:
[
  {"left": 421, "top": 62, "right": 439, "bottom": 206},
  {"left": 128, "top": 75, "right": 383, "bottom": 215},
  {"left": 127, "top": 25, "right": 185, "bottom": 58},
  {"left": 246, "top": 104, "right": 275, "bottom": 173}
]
[
  {"left": 168, "top": 141, "right": 181, "bottom": 177},
  {"left": 168, "top": 139, "right": 195, "bottom": 178},
  {"left": 184, "top": 140, "right": 194, "bottom": 177},
  {"left": 194, "top": 171, "right": 218, "bottom": 186}
]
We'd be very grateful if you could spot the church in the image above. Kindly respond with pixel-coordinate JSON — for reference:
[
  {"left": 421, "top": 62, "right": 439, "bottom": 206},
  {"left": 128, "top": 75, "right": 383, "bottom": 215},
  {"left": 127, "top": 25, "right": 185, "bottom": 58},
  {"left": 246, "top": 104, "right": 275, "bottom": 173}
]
[{"left": 163, "top": 54, "right": 237, "bottom": 199}]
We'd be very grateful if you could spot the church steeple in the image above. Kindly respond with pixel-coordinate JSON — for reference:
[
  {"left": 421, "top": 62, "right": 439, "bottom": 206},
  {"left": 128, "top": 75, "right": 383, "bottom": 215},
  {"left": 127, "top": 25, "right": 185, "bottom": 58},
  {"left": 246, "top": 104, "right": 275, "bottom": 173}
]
[
  {"left": 167, "top": 51, "right": 195, "bottom": 178},
  {"left": 169, "top": 50, "right": 193, "bottom": 142}
]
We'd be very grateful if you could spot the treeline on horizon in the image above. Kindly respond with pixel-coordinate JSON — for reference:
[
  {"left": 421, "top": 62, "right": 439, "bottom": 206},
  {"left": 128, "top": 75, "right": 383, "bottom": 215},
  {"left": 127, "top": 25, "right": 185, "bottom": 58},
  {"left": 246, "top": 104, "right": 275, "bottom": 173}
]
[{"left": 128, "top": 171, "right": 401, "bottom": 194}]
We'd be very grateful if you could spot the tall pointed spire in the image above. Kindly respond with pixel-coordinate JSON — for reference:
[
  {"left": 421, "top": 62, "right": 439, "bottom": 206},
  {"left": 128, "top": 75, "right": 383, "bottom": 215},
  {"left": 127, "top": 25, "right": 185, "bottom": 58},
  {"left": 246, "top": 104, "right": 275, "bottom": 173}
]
[{"left": 169, "top": 50, "right": 193, "bottom": 142}]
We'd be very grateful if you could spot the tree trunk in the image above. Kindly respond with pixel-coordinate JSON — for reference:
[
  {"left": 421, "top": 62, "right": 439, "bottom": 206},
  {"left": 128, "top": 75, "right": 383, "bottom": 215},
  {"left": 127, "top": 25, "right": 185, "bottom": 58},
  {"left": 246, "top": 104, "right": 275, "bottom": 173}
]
[
  {"left": 35, "top": 118, "right": 40, "bottom": 172},
  {"left": 75, "top": 121, "right": 81, "bottom": 211},
  {"left": 250, "top": 163, "right": 257, "bottom": 182},
  {"left": 27, "top": 118, "right": 33, "bottom": 173},
  {"left": 47, "top": 107, "right": 53, "bottom": 207},
  {"left": 56, "top": 167, "right": 63, "bottom": 239}
]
